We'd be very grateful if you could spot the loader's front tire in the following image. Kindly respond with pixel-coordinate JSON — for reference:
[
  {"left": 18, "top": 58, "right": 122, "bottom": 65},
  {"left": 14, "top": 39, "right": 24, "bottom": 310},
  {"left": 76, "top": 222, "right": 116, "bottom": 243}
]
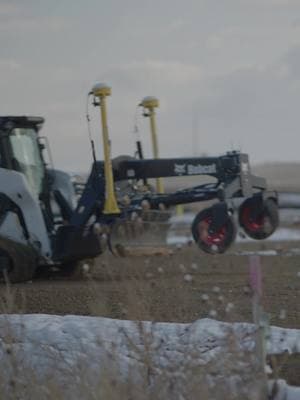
[{"left": 0, "top": 238, "right": 38, "bottom": 283}]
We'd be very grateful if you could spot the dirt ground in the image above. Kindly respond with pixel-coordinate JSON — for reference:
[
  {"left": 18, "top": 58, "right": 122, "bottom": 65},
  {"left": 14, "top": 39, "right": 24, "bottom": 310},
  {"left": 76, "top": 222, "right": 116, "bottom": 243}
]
[{"left": 0, "top": 240, "right": 299, "bottom": 384}]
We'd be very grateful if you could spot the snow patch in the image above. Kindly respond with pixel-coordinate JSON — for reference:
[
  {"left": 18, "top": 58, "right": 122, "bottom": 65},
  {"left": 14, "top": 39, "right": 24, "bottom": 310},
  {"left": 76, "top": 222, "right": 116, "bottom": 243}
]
[{"left": 0, "top": 315, "right": 299, "bottom": 397}]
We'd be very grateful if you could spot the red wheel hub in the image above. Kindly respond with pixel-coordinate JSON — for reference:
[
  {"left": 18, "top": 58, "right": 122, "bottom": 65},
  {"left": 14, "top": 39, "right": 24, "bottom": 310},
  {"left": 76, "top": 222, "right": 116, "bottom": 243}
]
[
  {"left": 241, "top": 207, "right": 264, "bottom": 232},
  {"left": 197, "top": 217, "right": 226, "bottom": 246}
]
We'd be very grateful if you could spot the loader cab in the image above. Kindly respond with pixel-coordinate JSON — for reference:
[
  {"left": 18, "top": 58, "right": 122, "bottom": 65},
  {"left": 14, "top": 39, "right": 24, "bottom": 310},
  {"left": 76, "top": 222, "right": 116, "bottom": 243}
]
[
  {"left": 0, "top": 116, "right": 77, "bottom": 230},
  {"left": 0, "top": 116, "right": 46, "bottom": 199}
]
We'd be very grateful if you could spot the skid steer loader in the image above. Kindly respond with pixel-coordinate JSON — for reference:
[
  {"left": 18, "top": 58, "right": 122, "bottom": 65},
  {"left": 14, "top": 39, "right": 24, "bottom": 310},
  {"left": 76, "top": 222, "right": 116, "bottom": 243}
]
[
  {"left": 0, "top": 116, "right": 104, "bottom": 282},
  {"left": 0, "top": 84, "right": 279, "bottom": 282}
]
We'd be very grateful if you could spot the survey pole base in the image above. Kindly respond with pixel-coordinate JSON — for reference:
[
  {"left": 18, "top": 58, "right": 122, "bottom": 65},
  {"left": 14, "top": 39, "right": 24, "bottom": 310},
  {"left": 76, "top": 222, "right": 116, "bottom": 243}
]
[{"left": 103, "top": 197, "right": 120, "bottom": 215}]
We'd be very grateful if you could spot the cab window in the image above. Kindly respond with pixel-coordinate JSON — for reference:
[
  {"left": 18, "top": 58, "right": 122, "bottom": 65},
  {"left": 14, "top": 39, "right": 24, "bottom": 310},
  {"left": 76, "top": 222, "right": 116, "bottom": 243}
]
[{"left": 9, "top": 128, "right": 45, "bottom": 197}]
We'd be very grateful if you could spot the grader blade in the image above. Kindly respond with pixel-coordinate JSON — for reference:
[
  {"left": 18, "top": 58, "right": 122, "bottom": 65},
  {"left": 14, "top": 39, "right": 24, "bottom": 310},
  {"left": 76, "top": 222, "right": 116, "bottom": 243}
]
[{"left": 109, "top": 209, "right": 172, "bottom": 253}]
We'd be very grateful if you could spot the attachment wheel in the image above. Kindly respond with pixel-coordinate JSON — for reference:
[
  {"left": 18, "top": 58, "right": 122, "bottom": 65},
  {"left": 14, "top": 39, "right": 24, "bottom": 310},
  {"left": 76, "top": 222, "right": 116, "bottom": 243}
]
[
  {"left": 191, "top": 207, "right": 237, "bottom": 254},
  {"left": 238, "top": 197, "right": 279, "bottom": 240}
]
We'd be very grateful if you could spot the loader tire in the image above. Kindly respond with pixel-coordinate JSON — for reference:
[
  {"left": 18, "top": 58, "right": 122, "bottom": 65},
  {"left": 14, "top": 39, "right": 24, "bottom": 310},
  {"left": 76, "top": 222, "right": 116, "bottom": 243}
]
[{"left": 0, "top": 238, "right": 38, "bottom": 283}]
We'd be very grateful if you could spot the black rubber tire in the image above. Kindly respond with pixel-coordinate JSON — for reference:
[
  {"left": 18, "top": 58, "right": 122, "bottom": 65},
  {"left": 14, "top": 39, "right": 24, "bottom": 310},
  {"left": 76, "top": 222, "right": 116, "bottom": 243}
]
[
  {"left": 238, "top": 197, "right": 279, "bottom": 240},
  {"left": 191, "top": 207, "right": 237, "bottom": 254},
  {"left": 0, "top": 238, "right": 38, "bottom": 283}
]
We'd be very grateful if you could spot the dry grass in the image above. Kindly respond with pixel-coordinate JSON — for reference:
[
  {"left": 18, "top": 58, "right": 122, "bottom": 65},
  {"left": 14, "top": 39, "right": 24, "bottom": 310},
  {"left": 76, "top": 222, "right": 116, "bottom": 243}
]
[
  {"left": 0, "top": 316, "right": 266, "bottom": 399},
  {"left": 0, "top": 262, "right": 274, "bottom": 400}
]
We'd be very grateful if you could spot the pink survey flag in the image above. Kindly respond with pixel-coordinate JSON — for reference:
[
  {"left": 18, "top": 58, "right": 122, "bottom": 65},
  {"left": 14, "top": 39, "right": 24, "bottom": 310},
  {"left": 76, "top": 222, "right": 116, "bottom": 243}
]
[{"left": 249, "top": 255, "right": 263, "bottom": 297}]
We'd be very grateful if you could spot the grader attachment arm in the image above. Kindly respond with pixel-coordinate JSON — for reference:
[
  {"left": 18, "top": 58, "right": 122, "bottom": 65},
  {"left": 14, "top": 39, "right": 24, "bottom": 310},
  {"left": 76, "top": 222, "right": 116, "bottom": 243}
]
[
  {"left": 111, "top": 151, "right": 266, "bottom": 199},
  {"left": 69, "top": 150, "right": 271, "bottom": 230}
]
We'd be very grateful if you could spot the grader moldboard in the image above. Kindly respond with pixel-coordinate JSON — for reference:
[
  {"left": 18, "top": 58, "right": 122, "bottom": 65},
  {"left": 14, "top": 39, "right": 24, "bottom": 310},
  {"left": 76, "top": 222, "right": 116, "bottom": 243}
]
[{"left": 0, "top": 83, "right": 279, "bottom": 282}]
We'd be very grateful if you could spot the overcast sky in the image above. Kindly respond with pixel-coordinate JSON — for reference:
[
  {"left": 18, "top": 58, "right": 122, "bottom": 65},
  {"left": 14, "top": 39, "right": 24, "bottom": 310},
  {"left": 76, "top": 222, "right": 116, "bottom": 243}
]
[{"left": 1, "top": 0, "right": 300, "bottom": 172}]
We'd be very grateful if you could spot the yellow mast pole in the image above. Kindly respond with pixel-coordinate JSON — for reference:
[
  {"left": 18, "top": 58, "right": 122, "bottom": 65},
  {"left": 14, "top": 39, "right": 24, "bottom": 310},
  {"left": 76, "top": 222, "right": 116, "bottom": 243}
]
[
  {"left": 140, "top": 96, "right": 164, "bottom": 193},
  {"left": 92, "top": 83, "right": 120, "bottom": 214}
]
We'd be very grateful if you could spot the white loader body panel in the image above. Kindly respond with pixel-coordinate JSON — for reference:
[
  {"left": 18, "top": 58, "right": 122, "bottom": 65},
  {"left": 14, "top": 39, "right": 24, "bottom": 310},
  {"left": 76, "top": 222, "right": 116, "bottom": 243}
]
[
  {"left": 0, "top": 167, "right": 51, "bottom": 258},
  {"left": 0, "top": 212, "right": 27, "bottom": 244}
]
